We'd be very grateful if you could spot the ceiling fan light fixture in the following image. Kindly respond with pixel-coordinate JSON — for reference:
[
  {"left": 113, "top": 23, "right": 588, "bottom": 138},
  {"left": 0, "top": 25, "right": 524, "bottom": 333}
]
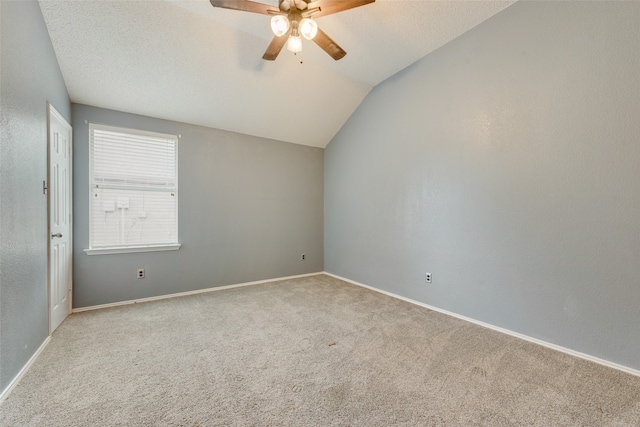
[
  {"left": 287, "top": 34, "right": 302, "bottom": 53},
  {"left": 270, "top": 15, "right": 290, "bottom": 37},
  {"left": 299, "top": 18, "right": 318, "bottom": 40},
  {"left": 209, "top": 0, "right": 376, "bottom": 61}
]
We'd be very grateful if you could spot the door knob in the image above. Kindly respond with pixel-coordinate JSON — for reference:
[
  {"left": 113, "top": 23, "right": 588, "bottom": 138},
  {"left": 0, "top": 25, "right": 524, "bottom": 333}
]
[{"left": 51, "top": 232, "right": 63, "bottom": 239}]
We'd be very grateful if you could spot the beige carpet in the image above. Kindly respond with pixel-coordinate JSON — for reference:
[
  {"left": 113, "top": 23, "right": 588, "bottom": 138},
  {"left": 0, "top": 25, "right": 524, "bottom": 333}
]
[{"left": 2, "top": 274, "right": 640, "bottom": 426}]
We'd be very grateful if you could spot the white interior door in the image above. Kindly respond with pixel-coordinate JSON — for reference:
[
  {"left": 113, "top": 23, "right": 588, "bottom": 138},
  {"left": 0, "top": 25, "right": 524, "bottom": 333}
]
[{"left": 48, "top": 103, "right": 72, "bottom": 333}]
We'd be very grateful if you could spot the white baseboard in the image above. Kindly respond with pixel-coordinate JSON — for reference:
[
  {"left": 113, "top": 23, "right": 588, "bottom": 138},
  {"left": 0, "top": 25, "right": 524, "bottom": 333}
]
[
  {"left": 323, "top": 272, "right": 640, "bottom": 378},
  {"left": 0, "top": 336, "right": 51, "bottom": 403},
  {"left": 5, "top": 272, "right": 637, "bottom": 406},
  {"left": 72, "top": 272, "right": 324, "bottom": 313}
]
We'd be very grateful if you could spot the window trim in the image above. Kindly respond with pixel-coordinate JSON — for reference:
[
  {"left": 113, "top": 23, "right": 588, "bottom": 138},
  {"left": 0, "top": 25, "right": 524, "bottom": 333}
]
[{"left": 86, "top": 123, "right": 180, "bottom": 255}]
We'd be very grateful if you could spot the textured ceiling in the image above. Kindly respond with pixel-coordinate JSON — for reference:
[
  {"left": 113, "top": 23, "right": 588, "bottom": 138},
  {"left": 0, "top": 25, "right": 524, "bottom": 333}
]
[{"left": 39, "top": 0, "right": 515, "bottom": 148}]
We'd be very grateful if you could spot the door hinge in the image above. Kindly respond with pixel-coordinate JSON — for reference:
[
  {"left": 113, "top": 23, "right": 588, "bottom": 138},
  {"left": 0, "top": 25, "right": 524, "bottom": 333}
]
[{"left": 43, "top": 180, "right": 48, "bottom": 195}]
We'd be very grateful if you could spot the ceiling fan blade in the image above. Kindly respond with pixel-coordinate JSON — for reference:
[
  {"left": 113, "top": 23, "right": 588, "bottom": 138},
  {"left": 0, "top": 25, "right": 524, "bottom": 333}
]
[
  {"left": 209, "top": 0, "right": 279, "bottom": 15},
  {"left": 263, "top": 30, "right": 291, "bottom": 60},
  {"left": 307, "top": 0, "right": 374, "bottom": 18},
  {"left": 313, "top": 27, "right": 346, "bottom": 60}
]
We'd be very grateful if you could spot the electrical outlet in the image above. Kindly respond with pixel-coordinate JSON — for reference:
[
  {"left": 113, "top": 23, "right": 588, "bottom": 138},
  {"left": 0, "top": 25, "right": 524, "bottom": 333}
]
[
  {"left": 301, "top": 254, "right": 306, "bottom": 261},
  {"left": 137, "top": 269, "right": 145, "bottom": 279},
  {"left": 425, "top": 272, "right": 432, "bottom": 283}
]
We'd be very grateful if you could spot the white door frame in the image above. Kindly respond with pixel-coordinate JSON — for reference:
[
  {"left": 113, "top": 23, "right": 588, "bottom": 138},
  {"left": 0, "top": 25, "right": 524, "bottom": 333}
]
[{"left": 47, "top": 102, "right": 73, "bottom": 333}]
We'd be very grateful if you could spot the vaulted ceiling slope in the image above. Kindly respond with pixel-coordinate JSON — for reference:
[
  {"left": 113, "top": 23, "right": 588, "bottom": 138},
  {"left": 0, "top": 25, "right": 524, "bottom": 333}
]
[{"left": 39, "top": 0, "right": 515, "bottom": 148}]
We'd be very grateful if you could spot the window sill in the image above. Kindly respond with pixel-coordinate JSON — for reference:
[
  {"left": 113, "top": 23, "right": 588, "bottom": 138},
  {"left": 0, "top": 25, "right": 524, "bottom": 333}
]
[{"left": 84, "top": 244, "right": 181, "bottom": 255}]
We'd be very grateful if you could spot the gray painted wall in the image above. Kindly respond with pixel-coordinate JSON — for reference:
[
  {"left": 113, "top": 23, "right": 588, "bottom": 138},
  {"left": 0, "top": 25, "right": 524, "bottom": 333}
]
[
  {"left": 325, "top": 1, "right": 640, "bottom": 370},
  {"left": 0, "top": 1, "right": 71, "bottom": 393},
  {"left": 73, "top": 104, "right": 323, "bottom": 308}
]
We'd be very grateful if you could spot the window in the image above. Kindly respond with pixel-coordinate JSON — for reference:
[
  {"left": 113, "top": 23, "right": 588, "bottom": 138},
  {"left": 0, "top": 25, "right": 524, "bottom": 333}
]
[{"left": 85, "top": 124, "right": 180, "bottom": 255}]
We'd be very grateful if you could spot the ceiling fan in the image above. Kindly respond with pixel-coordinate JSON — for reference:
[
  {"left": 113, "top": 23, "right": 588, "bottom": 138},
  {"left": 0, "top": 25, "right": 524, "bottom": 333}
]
[{"left": 209, "top": 0, "right": 375, "bottom": 61}]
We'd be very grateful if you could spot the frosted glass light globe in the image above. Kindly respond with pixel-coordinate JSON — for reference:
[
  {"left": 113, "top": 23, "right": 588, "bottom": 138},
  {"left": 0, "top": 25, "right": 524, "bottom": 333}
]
[
  {"left": 270, "top": 15, "right": 290, "bottom": 37},
  {"left": 299, "top": 18, "right": 318, "bottom": 40},
  {"left": 287, "top": 35, "right": 302, "bottom": 53}
]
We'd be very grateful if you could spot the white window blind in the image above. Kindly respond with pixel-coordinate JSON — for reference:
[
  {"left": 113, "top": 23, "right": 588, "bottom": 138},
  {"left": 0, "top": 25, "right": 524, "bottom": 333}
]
[{"left": 88, "top": 123, "right": 178, "bottom": 251}]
